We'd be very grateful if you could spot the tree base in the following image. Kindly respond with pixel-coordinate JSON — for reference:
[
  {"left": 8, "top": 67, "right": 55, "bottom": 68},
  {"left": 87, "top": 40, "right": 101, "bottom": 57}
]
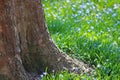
[{"left": 0, "top": 74, "right": 11, "bottom": 80}]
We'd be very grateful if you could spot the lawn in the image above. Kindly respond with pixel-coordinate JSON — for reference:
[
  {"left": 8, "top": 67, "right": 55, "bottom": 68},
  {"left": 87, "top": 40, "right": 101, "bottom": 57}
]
[{"left": 42, "top": 0, "right": 120, "bottom": 80}]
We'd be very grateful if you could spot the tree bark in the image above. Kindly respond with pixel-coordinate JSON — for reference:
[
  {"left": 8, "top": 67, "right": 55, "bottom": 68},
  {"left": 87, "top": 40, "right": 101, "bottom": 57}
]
[{"left": 0, "top": 0, "right": 93, "bottom": 80}]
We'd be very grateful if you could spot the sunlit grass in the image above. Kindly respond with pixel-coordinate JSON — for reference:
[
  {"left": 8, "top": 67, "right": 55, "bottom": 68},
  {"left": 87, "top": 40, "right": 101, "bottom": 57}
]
[
  {"left": 41, "top": 71, "right": 96, "bottom": 80},
  {"left": 42, "top": 0, "right": 120, "bottom": 79}
]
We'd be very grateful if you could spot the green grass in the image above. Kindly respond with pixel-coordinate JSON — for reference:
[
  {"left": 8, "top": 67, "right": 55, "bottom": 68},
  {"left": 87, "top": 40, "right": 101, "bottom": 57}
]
[
  {"left": 41, "top": 71, "right": 96, "bottom": 80},
  {"left": 42, "top": 0, "right": 120, "bottom": 80}
]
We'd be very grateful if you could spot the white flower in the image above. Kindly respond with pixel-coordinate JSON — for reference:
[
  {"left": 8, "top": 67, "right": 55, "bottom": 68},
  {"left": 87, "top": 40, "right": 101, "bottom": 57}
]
[
  {"left": 66, "top": 0, "right": 70, "bottom": 3},
  {"left": 90, "top": 26, "right": 94, "bottom": 30},
  {"left": 72, "top": 7, "right": 75, "bottom": 11},
  {"left": 72, "top": 67, "right": 79, "bottom": 71},
  {"left": 78, "top": 10, "right": 82, "bottom": 14},
  {"left": 112, "top": 13, "right": 117, "bottom": 17},
  {"left": 92, "top": 5, "right": 95, "bottom": 9},
  {"left": 113, "top": 41, "right": 118, "bottom": 46},
  {"left": 108, "top": 8, "right": 113, "bottom": 12},
  {"left": 59, "top": 74, "right": 63, "bottom": 78},
  {"left": 80, "top": 4, "right": 87, "bottom": 9},
  {"left": 96, "top": 13, "right": 101, "bottom": 19},
  {"left": 40, "top": 74, "right": 43, "bottom": 78},
  {"left": 114, "top": 4, "right": 119, "bottom": 9},
  {"left": 43, "top": 72, "right": 47, "bottom": 75},
  {"left": 118, "top": 37, "right": 120, "bottom": 40},
  {"left": 73, "top": 4, "right": 76, "bottom": 7},
  {"left": 48, "top": 14, "right": 51, "bottom": 17},
  {"left": 77, "top": 28, "right": 81, "bottom": 31},
  {"left": 90, "top": 2, "right": 94, "bottom": 5},
  {"left": 97, "top": 64, "right": 101, "bottom": 68},
  {"left": 52, "top": 75, "right": 55, "bottom": 78},
  {"left": 88, "top": 29, "right": 91, "bottom": 32},
  {"left": 86, "top": 2, "right": 90, "bottom": 5},
  {"left": 86, "top": 9, "right": 90, "bottom": 13},
  {"left": 94, "top": 78, "right": 97, "bottom": 80}
]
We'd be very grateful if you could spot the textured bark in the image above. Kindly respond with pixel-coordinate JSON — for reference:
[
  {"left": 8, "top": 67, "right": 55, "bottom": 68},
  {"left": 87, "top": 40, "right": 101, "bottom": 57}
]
[
  {"left": 0, "top": 0, "right": 93, "bottom": 80},
  {"left": 0, "top": 0, "right": 29, "bottom": 80}
]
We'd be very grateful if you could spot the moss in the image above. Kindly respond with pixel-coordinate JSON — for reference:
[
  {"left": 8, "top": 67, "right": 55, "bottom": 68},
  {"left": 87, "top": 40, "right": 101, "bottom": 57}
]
[
  {"left": 22, "top": 55, "right": 37, "bottom": 73},
  {"left": 0, "top": 74, "right": 11, "bottom": 80},
  {"left": 27, "top": 44, "right": 38, "bottom": 53},
  {"left": 22, "top": 43, "right": 51, "bottom": 73},
  {"left": 22, "top": 51, "right": 49, "bottom": 74}
]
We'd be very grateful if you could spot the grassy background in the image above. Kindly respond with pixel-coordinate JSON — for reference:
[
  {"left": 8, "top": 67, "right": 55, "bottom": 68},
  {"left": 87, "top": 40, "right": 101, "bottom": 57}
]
[{"left": 42, "top": 0, "right": 120, "bottom": 79}]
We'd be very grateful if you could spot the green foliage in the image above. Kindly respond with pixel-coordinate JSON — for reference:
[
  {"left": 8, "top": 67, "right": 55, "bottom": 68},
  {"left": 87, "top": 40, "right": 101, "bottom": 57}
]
[
  {"left": 41, "top": 71, "right": 95, "bottom": 80},
  {"left": 42, "top": 0, "right": 120, "bottom": 79}
]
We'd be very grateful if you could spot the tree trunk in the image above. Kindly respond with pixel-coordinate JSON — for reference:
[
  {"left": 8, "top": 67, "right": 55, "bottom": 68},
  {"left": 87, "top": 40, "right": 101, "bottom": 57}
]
[{"left": 0, "top": 0, "right": 93, "bottom": 80}]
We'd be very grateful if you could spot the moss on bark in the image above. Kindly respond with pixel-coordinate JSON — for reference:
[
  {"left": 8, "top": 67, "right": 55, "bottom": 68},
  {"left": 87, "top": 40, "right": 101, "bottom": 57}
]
[{"left": 0, "top": 74, "right": 11, "bottom": 80}]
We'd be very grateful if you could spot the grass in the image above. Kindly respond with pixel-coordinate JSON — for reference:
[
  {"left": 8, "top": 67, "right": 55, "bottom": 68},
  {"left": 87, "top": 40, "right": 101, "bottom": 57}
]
[
  {"left": 42, "top": 0, "right": 120, "bottom": 80},
  {"left": 41, "top": 71, "right": 96, "bottom": 80}
]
